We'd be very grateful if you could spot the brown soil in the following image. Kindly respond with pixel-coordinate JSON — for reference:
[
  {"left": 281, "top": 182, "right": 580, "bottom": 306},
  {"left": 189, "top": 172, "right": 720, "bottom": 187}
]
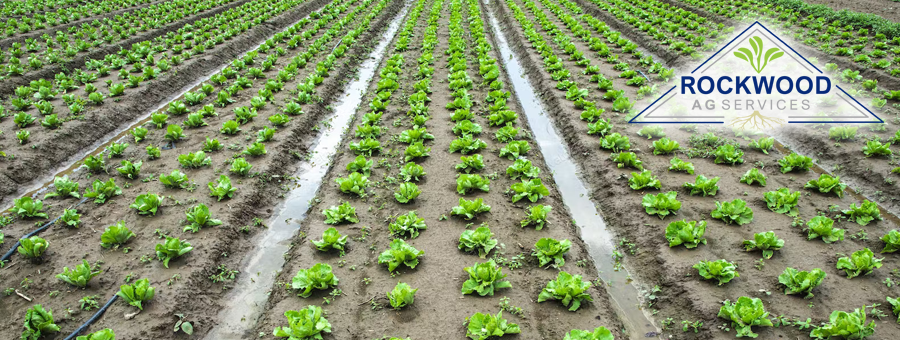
[
  {"left": 252, "top": 0, "right": 628, "bottom": 339},
  {"left": 0, "top": 0, "right": 335, "bottom": 205},
  {"left": 0, "top": 0, "right": 402, "bottom": 338},
  {"left": 492, "top": 0, "right": 900, "bottom": 338}
]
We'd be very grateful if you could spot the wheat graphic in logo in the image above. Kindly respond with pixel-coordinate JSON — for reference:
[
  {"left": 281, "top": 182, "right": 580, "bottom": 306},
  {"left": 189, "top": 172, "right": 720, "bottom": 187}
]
[
  {"left": 733, "top": 36, "right": 784, "bottom": 74},
  {"left": 729, "top": 111, "right": 785, "bottom": 130}
]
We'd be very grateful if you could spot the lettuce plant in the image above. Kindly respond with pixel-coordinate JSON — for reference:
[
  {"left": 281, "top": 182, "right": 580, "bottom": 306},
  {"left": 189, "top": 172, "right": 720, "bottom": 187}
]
[
  {"left": 208, "top": 175, "right": 236, "bottom": 201},
  {"left": 75, "top": 328, "right": 115, "bottom": 340},
  {"left": 18, "top": 236, "right": 49, "bottom": 259},
  {"left": 346, "top": 155, "right": 373, "bottom": 176},
  {"left": 459, "top": 226, "right": 498, "bottom": 258},
  {"left": 694, "top": 259, "right": 739, "bottom": 285},
  {"left": 350, "top": 138, "right": 382, "bottom": 156},
  {"left": 100, "top": 221, "right": 135, "bottom": 248},
  {"left": 453, "top": 120, "right": 483, "bottom": 136},
  {"left": 389, "top": 211, "right": 427, "bottom": 239},
  {"left": 56, "top": 260, "right": 102, "bottom": 288},
  {"left": 507, "top": 159, "right": 540, "bottom": 179},
  {"left": 399, "top": 162, "right": 426, "bottom": 182},
  {"left": 59, "top": 209, "right": 81, "bottom": 228},
  {"left": 495, "top": 124, "right": 518, "bottom": 142},
  {"left": 829, "top": 126, "right": 858, "bottom": 141},
  {"left": 335, "top": 172, "right": 368, "bottom": 197},
  {"left": 291, "top": 263, "right": 339, "bottom": 298},
  {"left": 805, "top": 174, "right": 846, "bottom": 198},
  {"left": 466, "top": 311, "right": 520, "bottom": 340},
  {"left": 809, "top": 307, "right": 875, "bottom": 339},
  {"left": 449, "top": 136, "right": 487, "bottom": 154},
  {"left": 457, "top": 174, "right": 490, "bottom": 195},
  {"left": 398, "top": 128, "right": 434, "bottom": 144},
  {"left": 665, "top": 220, "right": 707, "bottom": 249},
  {"left": 629, "top": 169, "right": 661, "bottom": 190},
  {"left": 130, "top": 193, "right": 161, "bottom": 216},
  {"left": 882, "top": 230, "right": 900, "bottom": 253},
  {"left": 394, "top": 182, "right": 421, "bottom": 204},
  {"left": 742, "top": 231, "right": 785, "bottom": 259},
  {"left": 155, "top": 236, "right": 193, "bottom": 268},
  {"left": 538, "top": 271, "right": 593, "bottom": 311},
  {"left": 779, "top": 152, "right": 813, "bottom": 173},
  {"left": 612, "top": 152, "right": 643, "bottom": 170},
  {"left": 404, "top": 142, "right": 430, "bottom": 162},
  {"left": 587, "top": 119, "right": 612, "bottom": 136},
  {"left": 378, "top": 239, "right": 424, "bottom": 272},
  {"left": 312, "top": 228, "right": 348, "bottom": 253},
  {"left": 764, "top": 188, "right": 800, "bottom": 216},
  {"left": 44, "top": 175, "right": 80, "bottom": 199},
  {"left": 711, "top": 199, "right": 754, "bottom": 225},
  {"left": 533, "top": 237, "right": 571, "bottom": 268},
  {"left": 778, "top": 267, "right": 826, "bottom": 298},
  {"left": 499, "top": 141, "right": 530, "bottom": 160},
  {"left": 748, "top": 137, "right": 774, "bottom": 154},
  {"left": 323, "top": 202, "right": 358, "bottom": 225},
  {"left": 21, "top": 305, "right": 60, "bottom": 340},
  {"left": 642, "top": 191, "right": 681, "bottom": 219},
  {"left": 117, "top": 278, "right": 156, "bottom": 310},
  {"left": 837, "top": 248, "right": 883, "bottom": 279},
  {"left": 717, "top": 297, "right": 773, "bottom": 338},
  {"left": 178, "top": 151, "right": 212, "bottom": 168},
  {"left": 13, "top": 197, "right": 48, "bottom": 219},
  {"left": 563, "top": 327, "right": 614, "bottom": 340},
  {"left": 183, "top": 204, "right": 222, "bottom": 233},
  {"left": 388, "top": 282, "right": 417, "bottom": 310},
  {"left": 637, "top": 125, "right": 665, "bottom": 139},
  {"left": 273, "top": 306, "right": 331, "bottom": 339},
  {"left": 160, "top": 170, "right": 190, "bottom": 189},
  {"left": 243, "top": 142, "right": 266, "bottom": 156},
  {"left": 521, "top": 205, "right": 551, "bottom": 230},
  {"left": 862, "top": 140, "right": 892, "bottom": 157},
  {"left": 230, "top": 158, "right": 253, "bottom": 176},
  {"left": 652, "top": 138, "right": 680, "bottom": 155},
  {"left": 713, "top": 144, "right": 744, "bottom": 165},
  {"left": 683, "top": 175, "right": 719, "bottom": 196},
  {"left": 452, "top": 198, "right": 491, "bottom": 220},
  {"left": 668, "top": 157, "right": 694, "bottom": 174},
  {"left": 462, "top": 260, "right": 511, "bottom": 296},
  {"left": 510, "top": 178, "right": 550, "bottom": 203},
  {"left": 115, "top": 160, "right": 142, "bottom": 179},
  {"left": 807, "top": 216, "right": 845, "bottom": 243},
  {"left": 888, "top": 297, "right": 900, "bottom": 324},
  {"left": 599, "top": 133, "right": 630, "bottom": 152},
  {"left": 85, "top": 178, "right": 122, "bottom": 203},
  {"left": 842, "top": 200, "right": 882, "bottom": 226},
  {"left": 456, "top": 154, "right": 485, "bottom": 173}
]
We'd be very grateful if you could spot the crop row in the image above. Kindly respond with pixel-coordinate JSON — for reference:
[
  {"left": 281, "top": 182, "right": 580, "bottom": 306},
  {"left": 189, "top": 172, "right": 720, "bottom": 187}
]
[
  {"left": 0, "top": 0, "right": 400, "bottom": 336},
  {"left": 1, "top": 0, "right": 155, "bottom": 33},
  {"left": 0, "top": 0, "right": 239, "bottom": 80}
]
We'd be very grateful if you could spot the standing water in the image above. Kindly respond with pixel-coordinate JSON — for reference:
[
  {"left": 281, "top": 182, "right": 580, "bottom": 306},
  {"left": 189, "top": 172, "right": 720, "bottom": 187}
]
[
  {"left": 483, "top": 1, "right": 660, "bottom": 338},
  {"left": 202, "top": 4, "right": 411, "bottom": 339}
]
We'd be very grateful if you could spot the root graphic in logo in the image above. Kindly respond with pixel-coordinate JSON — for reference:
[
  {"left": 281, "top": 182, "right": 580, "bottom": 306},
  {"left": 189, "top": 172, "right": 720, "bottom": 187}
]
[{"left": 630, "top": 21, "right": 882, "bottom": 130}]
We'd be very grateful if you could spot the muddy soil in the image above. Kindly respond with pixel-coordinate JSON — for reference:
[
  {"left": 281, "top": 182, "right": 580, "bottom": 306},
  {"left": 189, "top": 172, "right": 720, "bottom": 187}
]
[
  {"left": 492, "top": 0, "right": 900, "bottom": 338},
  {"left": 0, "top": 0, "right": 335, "bottom": 205},
  {"left": 0, "top": 0, "right": 402, "bottom": 337},
  {"left": 252, "top": 0, "right": 630, "bottom": 339}
]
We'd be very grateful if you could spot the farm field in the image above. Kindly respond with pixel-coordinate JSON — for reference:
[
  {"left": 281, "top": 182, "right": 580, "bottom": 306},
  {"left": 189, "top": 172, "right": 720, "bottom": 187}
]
[{"left": 0, "top": 0, "right": 899, "bottom": 339}]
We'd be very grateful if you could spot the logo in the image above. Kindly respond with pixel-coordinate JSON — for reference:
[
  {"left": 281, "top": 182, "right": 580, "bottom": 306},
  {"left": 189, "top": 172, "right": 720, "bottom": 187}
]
[{"left": 630, "top": 21, "right": 881, "bottom": 130}]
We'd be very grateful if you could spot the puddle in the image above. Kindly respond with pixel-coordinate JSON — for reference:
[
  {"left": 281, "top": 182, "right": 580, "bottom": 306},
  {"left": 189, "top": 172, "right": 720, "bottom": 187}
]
[
  {"left": 483, "top": 1, "right": 660, "bottom": 338},
  {"left": 1, "top": 3, "right": 331, "bottom": 211},
  {"left": 202, "top": 4, "right": 410, "bottom": 339}
]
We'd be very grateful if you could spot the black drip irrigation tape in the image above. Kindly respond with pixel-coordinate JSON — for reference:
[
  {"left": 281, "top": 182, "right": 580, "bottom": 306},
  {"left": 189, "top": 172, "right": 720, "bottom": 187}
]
[
  {"left": 1, "top": 197, "right": 89, "bottom": 264},
  {"left": 63, "top": 295, "right": 119, "bottom": 340}
]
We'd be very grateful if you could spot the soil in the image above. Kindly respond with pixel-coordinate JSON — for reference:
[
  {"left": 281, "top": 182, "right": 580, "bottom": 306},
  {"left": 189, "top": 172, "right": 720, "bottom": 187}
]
[
  {"left": 491, "top": 0, "right": 900, "bottom": 338},
  {"left": 796, "top": 0, "right": 900, "bottom": 24},
  {"left": 251, "top": 0, "right": 629, "bottom": 339},
  {"left": 0, "top": 0, "right": 403, "bottom": 338},
  {"left": 0, "top": 0, "right": 336, "bottom": 206}
]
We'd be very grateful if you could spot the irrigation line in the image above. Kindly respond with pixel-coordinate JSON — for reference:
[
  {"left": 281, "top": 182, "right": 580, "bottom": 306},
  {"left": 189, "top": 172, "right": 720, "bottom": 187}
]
[
  {"left": 63, "top": 295, "right": 119, "bottom": 340},
  {"left": 0, "top": 197, "right": 89, "bottom": 265}
]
